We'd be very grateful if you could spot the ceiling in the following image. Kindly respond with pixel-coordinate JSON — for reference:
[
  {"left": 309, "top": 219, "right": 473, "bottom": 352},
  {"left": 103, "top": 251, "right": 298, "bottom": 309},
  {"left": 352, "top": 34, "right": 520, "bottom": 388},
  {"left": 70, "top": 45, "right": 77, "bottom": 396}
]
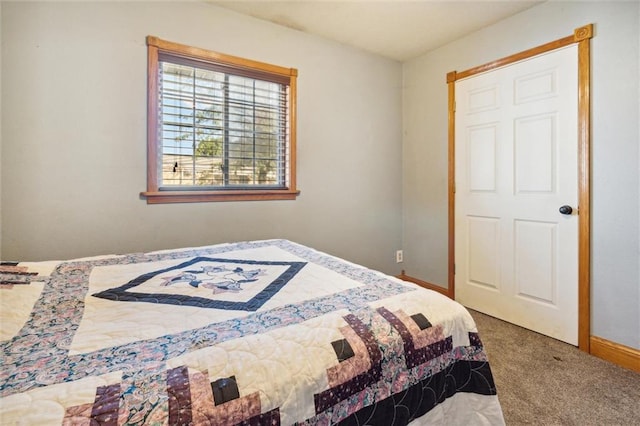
[{"left": 209, "top": 1, "right": 543, "bottom": 62}]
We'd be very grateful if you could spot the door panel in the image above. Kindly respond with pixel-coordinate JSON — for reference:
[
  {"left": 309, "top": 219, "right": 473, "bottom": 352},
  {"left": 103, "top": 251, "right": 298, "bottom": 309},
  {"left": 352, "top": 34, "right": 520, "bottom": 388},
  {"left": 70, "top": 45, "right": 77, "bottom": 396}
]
[
  {"left": 514, "top": 220, "right": 557, "bottom": 304},
  {"left": 514, "top": 68, "right": 558, "bottom": 104},
  {"left": 467, "top": 125, "right": 498, "bottom": 192},
  {"left": 455, "top": 45, "right": 578, "bottom": 345},
  {"left": 515, "top": 114, "right": 556, "bottom": 193},
  {"left": 467, "top": 216, "right": 500, "bottom": 289}
]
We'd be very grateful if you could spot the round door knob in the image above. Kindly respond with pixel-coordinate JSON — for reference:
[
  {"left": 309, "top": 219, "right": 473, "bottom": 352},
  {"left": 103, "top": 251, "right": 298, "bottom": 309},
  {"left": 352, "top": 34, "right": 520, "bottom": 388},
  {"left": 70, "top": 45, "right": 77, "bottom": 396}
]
[{"left": 559, "top": 205, "right": 573, "bottom": 215}]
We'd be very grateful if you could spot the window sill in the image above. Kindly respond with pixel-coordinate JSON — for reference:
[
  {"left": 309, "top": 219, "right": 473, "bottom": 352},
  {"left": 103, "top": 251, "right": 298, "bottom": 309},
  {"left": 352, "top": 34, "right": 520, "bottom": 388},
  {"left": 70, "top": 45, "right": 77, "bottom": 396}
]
[{"left": 140, "top": 189, "right": 300, "bottom": 204}]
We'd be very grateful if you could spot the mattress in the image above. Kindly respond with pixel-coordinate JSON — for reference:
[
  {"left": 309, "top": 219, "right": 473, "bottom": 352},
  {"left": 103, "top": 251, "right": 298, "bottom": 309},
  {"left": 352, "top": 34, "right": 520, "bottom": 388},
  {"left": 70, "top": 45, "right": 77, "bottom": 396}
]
[{"left": 0, "top": 239, "right": 504, "bottom": 425}]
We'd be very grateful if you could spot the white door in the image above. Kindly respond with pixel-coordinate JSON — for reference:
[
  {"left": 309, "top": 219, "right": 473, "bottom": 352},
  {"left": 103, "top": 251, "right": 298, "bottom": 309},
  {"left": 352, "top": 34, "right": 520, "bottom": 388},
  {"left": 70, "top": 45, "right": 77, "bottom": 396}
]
[{"left": 455, "top": 45, "right": 579, "bottom": 345}]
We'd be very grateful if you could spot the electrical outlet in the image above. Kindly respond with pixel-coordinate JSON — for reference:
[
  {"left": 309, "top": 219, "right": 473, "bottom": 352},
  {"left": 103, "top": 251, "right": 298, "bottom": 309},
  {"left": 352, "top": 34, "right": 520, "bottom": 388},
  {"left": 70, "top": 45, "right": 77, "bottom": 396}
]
[{"left": 396, "top": 250, "right": 403, "bottom": 263}]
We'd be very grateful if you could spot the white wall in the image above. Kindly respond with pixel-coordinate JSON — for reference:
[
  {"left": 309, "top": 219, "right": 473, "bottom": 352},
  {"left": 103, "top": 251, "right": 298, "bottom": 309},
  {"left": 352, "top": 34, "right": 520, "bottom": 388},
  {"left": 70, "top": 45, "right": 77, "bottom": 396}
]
[
  {"left": 0, "top": 2, "right": 403, "bottom": 274},
  {"left": 0, "top": 2, "right": 2, "bottom": 262},
  {"left": 403, "top": 1, "right": 640, "bottom": 349}
]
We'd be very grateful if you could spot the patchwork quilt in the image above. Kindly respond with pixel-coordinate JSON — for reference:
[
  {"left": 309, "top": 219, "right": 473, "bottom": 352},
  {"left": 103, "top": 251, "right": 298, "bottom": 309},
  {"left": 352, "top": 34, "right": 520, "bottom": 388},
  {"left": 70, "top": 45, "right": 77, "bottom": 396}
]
[{"left": 0, "top": 240, "right": 504, "bottom": 425}]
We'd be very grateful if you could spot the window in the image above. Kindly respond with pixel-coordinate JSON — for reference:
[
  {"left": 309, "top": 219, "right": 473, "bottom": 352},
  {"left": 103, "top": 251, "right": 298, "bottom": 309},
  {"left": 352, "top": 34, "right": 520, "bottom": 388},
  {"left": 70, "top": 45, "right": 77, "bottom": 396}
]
[{"left": 142, "top": 36, "right": 299, "bottom": 203}]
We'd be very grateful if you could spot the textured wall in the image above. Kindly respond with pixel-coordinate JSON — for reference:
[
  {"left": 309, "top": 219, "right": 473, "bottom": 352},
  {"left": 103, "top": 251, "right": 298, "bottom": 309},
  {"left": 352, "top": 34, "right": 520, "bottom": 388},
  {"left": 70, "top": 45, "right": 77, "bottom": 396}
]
[
  {"left": 402, "top": 1, "right": 640, "bottom": 348},
  {"left": 0, "top": 3, "right": 2, "bottom": 261},
  {"left": 0, "top": 2, "right": 403, "bottom": 274}
]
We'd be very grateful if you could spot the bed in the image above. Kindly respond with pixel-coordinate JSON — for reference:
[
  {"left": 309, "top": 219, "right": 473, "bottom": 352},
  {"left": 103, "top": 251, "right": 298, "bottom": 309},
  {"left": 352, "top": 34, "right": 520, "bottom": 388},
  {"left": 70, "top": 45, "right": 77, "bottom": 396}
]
[{"left": 0, "top": 239, "right": 504, "bottom": 425}]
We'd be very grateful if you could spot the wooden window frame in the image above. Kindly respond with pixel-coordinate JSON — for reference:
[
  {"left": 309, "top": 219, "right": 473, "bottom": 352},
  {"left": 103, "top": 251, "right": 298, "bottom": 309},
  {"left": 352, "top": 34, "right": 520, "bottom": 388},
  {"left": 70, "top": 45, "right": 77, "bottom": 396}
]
[{"left": 141, "top": 36, "right": 299, "bottom": 204}]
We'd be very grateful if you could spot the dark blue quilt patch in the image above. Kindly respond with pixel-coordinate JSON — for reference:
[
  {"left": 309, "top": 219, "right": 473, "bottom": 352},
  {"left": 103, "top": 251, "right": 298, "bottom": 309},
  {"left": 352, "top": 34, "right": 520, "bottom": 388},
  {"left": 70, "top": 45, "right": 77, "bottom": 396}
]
[{"left": 92, "top": 257, "right": 307, "bottom": 311}]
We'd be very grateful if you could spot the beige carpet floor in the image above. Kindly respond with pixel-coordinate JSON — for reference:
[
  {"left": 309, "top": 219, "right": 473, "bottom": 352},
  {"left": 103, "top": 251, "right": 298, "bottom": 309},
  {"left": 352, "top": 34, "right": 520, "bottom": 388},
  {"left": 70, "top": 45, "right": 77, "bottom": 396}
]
[{"left": 469, "top": 309, "right": 640, "bottom": 425}]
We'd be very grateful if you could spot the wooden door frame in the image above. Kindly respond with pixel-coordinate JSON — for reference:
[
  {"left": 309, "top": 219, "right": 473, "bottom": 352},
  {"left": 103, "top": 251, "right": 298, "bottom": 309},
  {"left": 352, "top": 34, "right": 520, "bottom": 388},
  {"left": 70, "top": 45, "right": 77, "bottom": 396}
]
[{"left": 447, "top": 24, "right": 593, "bottom": 352}]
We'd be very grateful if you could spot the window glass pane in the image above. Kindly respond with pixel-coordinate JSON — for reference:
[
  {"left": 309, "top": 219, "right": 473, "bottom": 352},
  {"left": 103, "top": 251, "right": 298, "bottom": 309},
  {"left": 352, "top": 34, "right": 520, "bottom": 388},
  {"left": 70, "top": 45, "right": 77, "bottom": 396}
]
[{"left": 158, "top": 59, "right": 288, "bottom": 189}]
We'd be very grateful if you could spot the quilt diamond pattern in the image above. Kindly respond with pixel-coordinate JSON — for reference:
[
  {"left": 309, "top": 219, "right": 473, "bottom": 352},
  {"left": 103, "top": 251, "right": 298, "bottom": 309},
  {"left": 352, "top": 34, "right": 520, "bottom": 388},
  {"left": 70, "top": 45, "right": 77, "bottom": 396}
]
[{"left": 92, "top": 257, "right": 307, "bottom": 311}]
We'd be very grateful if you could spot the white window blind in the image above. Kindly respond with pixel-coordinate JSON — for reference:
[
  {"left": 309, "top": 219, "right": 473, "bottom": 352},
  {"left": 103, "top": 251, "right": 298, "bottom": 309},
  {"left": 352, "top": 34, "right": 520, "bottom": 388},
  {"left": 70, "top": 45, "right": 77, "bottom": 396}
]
[{"left": 158, "top": 58, "right": 289, "bottom": 190}]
